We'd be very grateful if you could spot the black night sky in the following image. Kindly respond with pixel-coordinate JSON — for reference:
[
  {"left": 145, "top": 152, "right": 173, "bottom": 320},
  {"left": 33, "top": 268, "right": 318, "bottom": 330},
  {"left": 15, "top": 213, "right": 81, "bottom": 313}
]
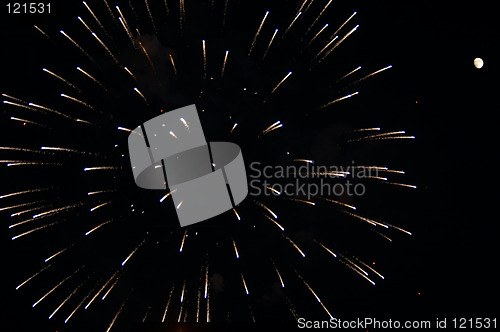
[{"left": 1, "top": 1, "right": 498, "bottom": 331}]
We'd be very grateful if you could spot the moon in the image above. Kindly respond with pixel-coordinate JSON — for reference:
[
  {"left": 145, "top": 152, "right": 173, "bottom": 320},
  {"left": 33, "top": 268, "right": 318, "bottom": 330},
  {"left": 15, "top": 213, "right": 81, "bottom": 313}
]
[{"left": 474, "top": 58, "right": 484, "bottom": 69}]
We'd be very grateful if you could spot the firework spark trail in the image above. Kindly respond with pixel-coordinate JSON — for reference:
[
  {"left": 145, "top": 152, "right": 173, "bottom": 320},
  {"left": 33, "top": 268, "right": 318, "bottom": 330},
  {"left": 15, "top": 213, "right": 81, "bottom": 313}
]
[
  {"left": 169, "top": 54, "right": 178, "bottom": 77},
  {"left": 61, "top": 93, "right": 95, "bottom": 110},
  {"left": 303, "top": 0, "right": 318, "bottom": 13},
  {"left": 248, "top": 304, "right": 256, "bottom": 322},
  {"left": 340, "top": 254, "right": 369, "bottom": 276},
  {"left": 263, "top": 29, "right": 278, "bottom": 59},
  {"left": 255, "top": 200, "right": 278, "bottom": 219},
  {"left": 229, "top": 123, "right": 238, "bottom": 135},
  {"left": 121, "top": 238, "right": 147, "bottom": 266},
  {"left": 313, "top": 35, "right": 338, "bottom": 60},
  {"left": 65, "top": 286, "right": 94, "bottom": 323},
  {"left": 336, "top": 66, "right": 362, "bottom": 83},
  {"left": 287, "top": 198, "right": 316, "bottom": 206},
  {"left": 272, "top": 261, "right": 285, "bottom": 287},
  {"left": 293, "top": 158, "right": 314, "bottom": 164},
  {"left": 32, "top": 270, "right": 76, "bottom": 307},
  {"left": 177, "top": 302, "right": 184, "bottom": 322},
  {"left": 265, "top": 186, "right": 281, "bottom": 195},
  {"left": 11, "top": 204, "right": 53, "bottom": 217},
  {"left": 366, "top": 175, "right": 388, "bottom": 181},
  {"left": 84, "top": 166, "right": 121, "bottom": 171},
  {"left": 34, "top": 25, "right": 50, "bottom": 39},
  {"left": 202, "top": 40, "right": 207, "bottom": 79},
  {"left": 28, "top": 102, "right": 78, "bottom": 121},
  {"left": 351, "top": 65, "right": 393, "bottom": 85},
  {"left": 1, "top": 200, "right": 45, "bottom": 212},
  {"left": 115, "top": 6, "right": 135, "bottom": 45},
  {"left": 162, "top": 285, "right": 175, "bottom": 322},
  {"left": 118, "top": 16, "right": 136, "bottom": 46},
  {"left": 354, "top": 127, "right": 380, "bottom": 132},
  {"left": 77, "top": 16, "right": 93, "bottom": 34},
  {"left": 355, "top": 258, "right": 385, "bottom": 279},
  {"left": 92, "top": 32, "right": 120, "bottom": 65},
  {"left": 170, "top": 131, "right": 179, "bottom": 139},
  {"left": 138, "top": 42, "right": 157, "bottom": 75},
  {"left": 222, "top": 0, "right": 230, "bottom": 26},
  {"left": 88, "top": 190, "right": 116, "bottom": 195},
  {"left": 249, "top": 11, "right": 269, "bottom": 55},
  {"left": 3, "top": 100, "right": 40, "bottom": 112},
  {"left": 283, "top": 11, "right": 302, "bottom": 38},
  {"left": 179, "top": 0, "right": 186, "bottom": 29},
  {"left": 0, "top": 160, "right": 24, "bottom": 164},
  {"left": 7, "top": 161, "right": 63, "bottom": 167},
  {"left": 85, "top": 271, "right": 119, "bottom": 309},
  {"left": 232, "top": 239, "right": 240, "bottom": 258},
  {"left": 85, "top": 219, "right": 113, "bottom": 236},
  {"left": 16, "top": 264, "right": 52, "bottom": 290},
  {"left": 1, "top": 93, "right": 29, "bottom": 104},
  {"left": 367, "top": 135, "right": 415, "bottom": 141},
  {"left": 319, "top": 91, "right": 358, "bottom": 109},
  {"left": 82, "top": 1, "right": 110, "bottom": 38},
  {"left": 319, "top": 301, "right": 334, "bottom": 319},
  {"left": 179, "top": 230, "right": 188, "bottom": 252},
  {"left": 305, "top": 0, "right": 333, "bottom": 35},
  {"left": 102, "top": 0, "right": 116, "bottom": 20},
  {"left": 322, "top": 197, "right": 356, "bottom": 210},
  {"left": 102, "top": 278, "right": 119, "bottom": 300},
  {"left": 385, "top": 182, "right": 417, "bottom": 189},
  {"left": 144, "top": 0, "right": 157, "bottom": 33},
  {"left": 42, "top": 68, "right": 80, "bottom": 92},
  {"left": 196, "top": 289, "right": 201, "bottom": 322},
  {"left": 350, "top": 130, "right": 409, "bottom": 142},
  {"left": 221, "top": 50, "right": 229, "bottom": 77},
  {"left": 296, "top": 0, "right": 309, "bottom": 13},
  {"left": 261, "top": 120, "right": 283, "bottom": 135},
  {"left": 159, "top": 190, "right": 176, "bottom": 203},
  {"left": 384, "top": 222, "right": 413, "bottom": 235},
  {"left": 341, "top": 259, "right": 376, "bottom": 285},
  {"left": 240, "top": 273, "right": 249, "bottom": 295},
  {"left": 115, "top": 6, "right": 130, "bottom": 30},
  {"left": 206, "top": 287, "right": 210, "bottom": 322},
  {"left": 90, "top": 201, "right": 111, "bottom": 212},
  {"left": 266, "top": 71, "right": 292, "bottom": 99},
  {"left": 106, "top": 299, "right": 127, "bottom": 332},
  {"left": 204, "top": 263, "right": 209, "bottom": 299},
  {"left": 45, "top": 245, "right": 73, "bottom": 263},
  {"left": 283, "top": 234, "right": 306, "bottom": 257},
  {"left": 285, "top": 296, "right": 299, "bottom": 320},
  {"left": 332, "top": 11, "right": 357, "bottom": 36},
  {"left": 232, "top": 208, "right": 241, "bottom": 220},
  {"left": 141, "top": 306, "right": 151, "bottom": 322},
  {"left": 33, "top": 203, "right": 83, "bottom": 219},
  {"left": 49, "top": 283, "right": 83, "bottom": 319},
  {"left": 305, "top": 23, "right": 328, "bottom": 48},
  {"left": 42, "top": 146, "right": 97, "bottom": 155},
  {"left": 314, "top": 240, "right": 337, "bottom": 258},
  {"left": 297, "top": 273, "right": 320, "bottom": 302},
  {"left": 264, "top": 214, "right": 285, "bottom": 231},
  {"left": 77, "top": 66, "right": 107, "bottom": 90},
  {"left": 134, "top": 87, "right": 149, "bottom": 105},
  {"left": 319, "top": 25, "right": 359, "bottom": 62},
  {"left": 381, "top": 169, "right": 406, "bottom": 174},
  {"left": 342, "top": 210, "right": 389, "bottom": 228},
  {"left": 60, "top": 30, "right": 95, "bottom": 62},
  {"left": 180, "top": 280, "right": 186, "bottom": 303}
]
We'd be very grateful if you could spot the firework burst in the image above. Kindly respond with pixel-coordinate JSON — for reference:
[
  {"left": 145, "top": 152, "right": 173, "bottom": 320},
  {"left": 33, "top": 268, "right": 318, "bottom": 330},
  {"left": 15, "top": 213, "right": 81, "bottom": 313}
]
[{"left": 2, "top": 0, "right": 416, "bottom": 330}]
